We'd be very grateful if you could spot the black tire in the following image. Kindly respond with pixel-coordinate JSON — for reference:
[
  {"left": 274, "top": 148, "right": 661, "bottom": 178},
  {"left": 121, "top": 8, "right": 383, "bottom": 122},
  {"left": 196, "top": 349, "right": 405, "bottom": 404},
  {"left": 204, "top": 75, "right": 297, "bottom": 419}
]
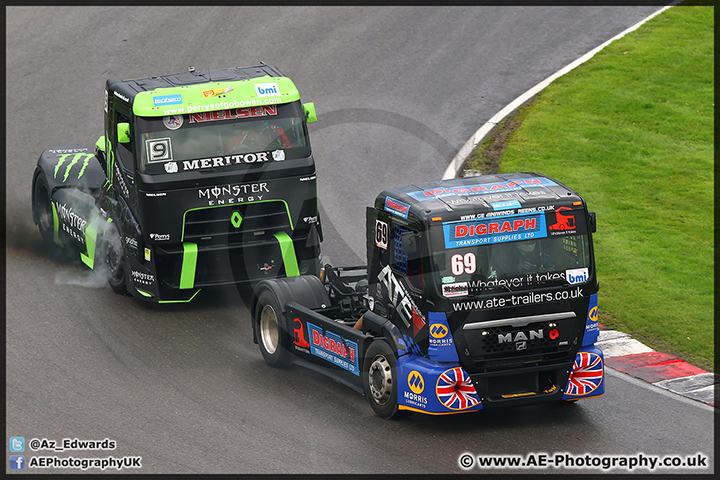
[
  {"left": 33, "top": 173, "right": 55, "bottom": 244},
  {"left": 363, "top": 340, "right": 407, "bottom": 419},
  {"left": 100, "top": 220, "right": 127, "bottom": 295},
  {"left": 254, "top": 290, "right": 291, "bottom": 368}
]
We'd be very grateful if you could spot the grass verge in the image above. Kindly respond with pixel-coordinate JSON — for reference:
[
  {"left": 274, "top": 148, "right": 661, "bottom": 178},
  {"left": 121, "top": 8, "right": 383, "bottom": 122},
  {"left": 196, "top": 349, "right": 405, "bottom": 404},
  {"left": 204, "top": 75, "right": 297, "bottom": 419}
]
[{"left": 465, "top": 4, "right": 714, "bottom": 370}]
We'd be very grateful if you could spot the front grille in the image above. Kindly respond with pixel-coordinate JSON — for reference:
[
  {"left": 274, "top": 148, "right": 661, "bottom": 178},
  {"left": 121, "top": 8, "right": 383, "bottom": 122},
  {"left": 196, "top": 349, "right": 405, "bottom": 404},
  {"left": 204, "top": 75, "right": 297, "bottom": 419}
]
[{"left": 183, "top": 202, "right": 291, "bottom": 245}]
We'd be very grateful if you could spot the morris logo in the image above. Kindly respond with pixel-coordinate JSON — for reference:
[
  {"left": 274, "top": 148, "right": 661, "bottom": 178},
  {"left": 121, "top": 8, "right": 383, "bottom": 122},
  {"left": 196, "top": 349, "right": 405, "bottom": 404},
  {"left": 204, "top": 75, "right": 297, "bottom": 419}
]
[{"left": 408, "top": 371, "right": 425, "bottom": 394}]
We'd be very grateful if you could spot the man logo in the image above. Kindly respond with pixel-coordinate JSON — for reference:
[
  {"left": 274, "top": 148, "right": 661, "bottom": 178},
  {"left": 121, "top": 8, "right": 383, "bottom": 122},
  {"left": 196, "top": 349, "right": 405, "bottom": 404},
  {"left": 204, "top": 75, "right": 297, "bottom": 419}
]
[
  {"left": 588, "top": 306, "right": 599, "bottom": 323},
  {"left": 408, "top": 371, "right": 425, "bottom": 394},
  {"left": 430, "top": 323, "right": 448, "bottom": 339}
]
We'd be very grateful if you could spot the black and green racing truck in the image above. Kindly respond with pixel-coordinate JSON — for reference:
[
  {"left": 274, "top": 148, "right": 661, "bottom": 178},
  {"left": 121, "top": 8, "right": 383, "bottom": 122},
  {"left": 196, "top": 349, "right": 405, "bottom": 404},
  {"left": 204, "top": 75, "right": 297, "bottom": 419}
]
[
  {"left": 31, "top": 64, "right": 322, "bottom": 302},
  {"left": 250, "top": 173, "right": 604, "bottom": 418}
]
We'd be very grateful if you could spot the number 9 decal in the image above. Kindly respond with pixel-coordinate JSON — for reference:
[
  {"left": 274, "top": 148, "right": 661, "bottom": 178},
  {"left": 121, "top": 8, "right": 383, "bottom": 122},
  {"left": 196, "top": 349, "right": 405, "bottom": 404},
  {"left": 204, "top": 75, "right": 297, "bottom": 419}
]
[
  {"left": 451, "top": 253, "right": 476, "bottom": 276},
  {"left": 146, "top": 138, "right": 173, "bottom": 163}
]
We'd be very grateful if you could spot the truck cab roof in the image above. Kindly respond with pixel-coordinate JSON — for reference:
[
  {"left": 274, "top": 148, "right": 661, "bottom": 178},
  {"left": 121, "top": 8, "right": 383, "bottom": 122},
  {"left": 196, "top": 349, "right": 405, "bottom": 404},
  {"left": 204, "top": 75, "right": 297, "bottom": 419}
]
[
  {"left": 107, "top": 64, "right": 302, "bottom": 117},
  {"left": 375, "top": 173, "right": 585, "bottom": 225}
]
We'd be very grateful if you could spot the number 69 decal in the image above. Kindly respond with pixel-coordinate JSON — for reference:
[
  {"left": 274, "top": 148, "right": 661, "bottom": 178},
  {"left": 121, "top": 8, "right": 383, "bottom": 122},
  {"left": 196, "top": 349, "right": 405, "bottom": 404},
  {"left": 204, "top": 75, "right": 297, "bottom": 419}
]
[
  {"left": 375, "top": 220, "right": 388, "bottom": 250},
  {"left": 451, "top": 253, "right": 476, "bottom": 276},
  {"left": 146, "top": 138, "right": 173, "bottom": 163}
]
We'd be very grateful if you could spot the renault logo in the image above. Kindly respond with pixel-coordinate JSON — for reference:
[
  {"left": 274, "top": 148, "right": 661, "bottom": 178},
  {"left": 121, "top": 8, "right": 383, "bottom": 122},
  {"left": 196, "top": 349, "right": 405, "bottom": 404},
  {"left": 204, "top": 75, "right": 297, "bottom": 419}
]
[{"left": 230, "top": 211, "right": 243, "bottom": 229}]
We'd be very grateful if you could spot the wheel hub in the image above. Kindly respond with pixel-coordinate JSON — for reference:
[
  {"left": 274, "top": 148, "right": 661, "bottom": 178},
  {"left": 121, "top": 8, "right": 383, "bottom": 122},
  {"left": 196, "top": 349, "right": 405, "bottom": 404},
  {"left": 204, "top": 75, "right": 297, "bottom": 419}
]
[
  {"left": 260, "top": 305, "right": 279, "bottom": 354},
  {"left": 368, "top": 355, "right": 392, "bottom": 405}
]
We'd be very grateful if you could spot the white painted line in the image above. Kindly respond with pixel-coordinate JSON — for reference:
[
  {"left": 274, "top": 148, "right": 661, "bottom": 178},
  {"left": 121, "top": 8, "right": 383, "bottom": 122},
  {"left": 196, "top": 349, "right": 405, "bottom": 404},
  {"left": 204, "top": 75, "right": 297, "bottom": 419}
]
[
  {"left": 597, "top": 338, "right": 654, "bottom": 358},
  {"left": 443, "top": 4, "right": 675, "bottom": 180},
  {"left": 597, "top": 329, "right": 631, "bottom": 342},
  {"left": 654, "top": 372, "right": 718, "bottom": 393}
]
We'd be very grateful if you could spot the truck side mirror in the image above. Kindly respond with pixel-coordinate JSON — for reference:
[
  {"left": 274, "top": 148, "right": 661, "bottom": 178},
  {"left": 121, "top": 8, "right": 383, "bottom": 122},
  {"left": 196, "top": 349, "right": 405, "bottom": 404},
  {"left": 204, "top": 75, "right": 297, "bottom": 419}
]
[
  {"left": 303, "top": 102, "right": 317, "bottom": 123},
  {"left": 589, "top": 211, "right": 597, "bottom": 233},
  {"left": 401, "top": 231, "right": 421, "bottom": 260},
  {"left": 95, "top": 135, "right": 106, "bottom": 153},
  {"left": 117, "top": 122, "right": 131, "bottom": 143}
]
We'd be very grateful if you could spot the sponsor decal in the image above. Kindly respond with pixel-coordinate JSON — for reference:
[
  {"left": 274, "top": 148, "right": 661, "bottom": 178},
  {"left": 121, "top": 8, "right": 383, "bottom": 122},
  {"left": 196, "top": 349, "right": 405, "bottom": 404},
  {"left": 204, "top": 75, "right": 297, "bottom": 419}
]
[
  {"left": 144, "top": 247, "right": 151, "bottom": 262},
  {"left": 408, "top": 177, "right": 558, "bottom": 201},
  {"left": 548, "top": 206, "right": 578, "bottom": 235},
  {"left": 565, "top": 352, "right": 603, "bottom": 396},
  {"left": 442, "top": 282, "right": 468, "bottom": 298},
  {"left": 131, "top": 270, "right": 155, "bottom": 286},
  {"left": 254, "top": 82, "right": 279, "bottom": 97},
  {"left": 53, "top": 201, "right": 87, "bottom": 243},
  {"left": 153, "top": 94, "right": 183, "bottom": 106},
  {"left": 113, "top": 91, "right": 130, "bottom": 103},
  {"left": 53, "top": 152, "right": 95, "bottom": 182},
  {"left": 299, "top": 175, "right": 316, "bottom": 182},
  {"left": 303, "top": 216, "right": 318, "bottom": 224},
  {"left": 202, "top": 86, "right": 233, "bottom": 97},
  {"left": 124, "top": 236, "right": 138, "bottom": 250},
  {"left": 146, "top": 138, "right": 173, "bottom": 163},
  {"left": 378, "top": 264, "right": 427, "bottom": 335},
  {"left": 163, "top": 115, "right": 184, "bottom": 130},
  {"left": 384, "top": 196, "right": 410, "bottom": 219},
  {"left": 164, "top": 162, "right": 178, "bottom": 173},
  {"left": 176, "top": 150, "right": 285, "bottom": 172},
  {"left": 436, "top": 367, "right": 480, "bottom": 410},
  {"left": 197, "top": 182, "right": 269, "bottom": 206},
  {"left": 114, "top": 163, "right": 130, "bottom": 199},
  {"left": 188, "top": 105, "right": 277, "bottom": 123},
  {"left": 583, "top": 293, "right": 600, "bottom": 345},
  {"left": 292, "top": 318, "right": 310, "bottom": 353},
  {"left": 491, "top": 200, "right": 521, "bottom": 211},
  {"left": 408, "top": 371, "right": 425, "bottom": 394},
  {"left": 144, "top": 192, "right": 166, "bottom": 197},
  {"left": 307, "top": 321, "right": 359, "bottom": 375},
  {"left": 566, "top": 267, "right": 589, "bottom": 285},
  {"left": 49, "top": 148, "right": 88, "bottom": 154},
  {"left": 427, "top": 313, "right": 458, "bottom": 361},
  {"left": 452, "top": 286, "right": 584, "bottom": 311},
  {"left": 149, "top": 233, "right": 170, "bottom": 241},
  {"left": 403, "top": 371, "right": 428, "bottom": 408},
  {"left": 444, "top": 213, "right": 547, "bottom": 249},
  {"left": 375, "top": 220, "right": 388, "bottom": 250}
]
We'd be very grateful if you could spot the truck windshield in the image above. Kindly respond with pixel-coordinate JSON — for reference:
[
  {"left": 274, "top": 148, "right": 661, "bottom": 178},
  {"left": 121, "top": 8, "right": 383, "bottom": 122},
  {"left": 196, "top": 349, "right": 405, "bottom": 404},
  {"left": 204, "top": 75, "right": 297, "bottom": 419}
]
[
  {"left": 428, "top": 210, "right": 592, "bottom": 296},
  {"left": 135, "top": 101, "right": 310, "bottom": 174}
]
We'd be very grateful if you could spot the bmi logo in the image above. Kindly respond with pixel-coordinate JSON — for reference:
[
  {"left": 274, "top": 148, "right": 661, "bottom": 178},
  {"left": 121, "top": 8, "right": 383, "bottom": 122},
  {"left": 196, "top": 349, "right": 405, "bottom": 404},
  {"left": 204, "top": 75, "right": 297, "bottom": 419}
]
[
  {"left": 566, "top": 268, "right": 589, "bottom": 285},
  {"left": 408, "top": 371, "right": 425, "bottom": 394},
  {"left": 255, "top": 83, "right": 279, "bottom": 97}
]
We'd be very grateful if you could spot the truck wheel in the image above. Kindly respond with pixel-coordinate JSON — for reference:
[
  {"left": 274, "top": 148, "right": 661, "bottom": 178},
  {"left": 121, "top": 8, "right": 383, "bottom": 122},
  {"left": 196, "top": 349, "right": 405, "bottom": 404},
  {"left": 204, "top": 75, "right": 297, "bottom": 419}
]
[
  {"left": 101, "top": 221, "right": 127, "bottom": 295},
  {"left": 33, "top": 173, "right": 54, "bottom": 244},
  {"left": 255, "top": 290, "right": 291, "bottom": 368},
  {"left": 363, "top": 340, "right": 407, "bottom": 419}
]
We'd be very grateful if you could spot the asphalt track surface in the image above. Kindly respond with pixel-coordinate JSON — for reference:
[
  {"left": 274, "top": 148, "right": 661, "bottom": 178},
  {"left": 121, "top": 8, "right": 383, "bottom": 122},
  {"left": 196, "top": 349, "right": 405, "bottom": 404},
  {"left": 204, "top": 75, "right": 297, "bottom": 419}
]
[{"left": 6, "top": 6, "right": 714, "bottom": 475}]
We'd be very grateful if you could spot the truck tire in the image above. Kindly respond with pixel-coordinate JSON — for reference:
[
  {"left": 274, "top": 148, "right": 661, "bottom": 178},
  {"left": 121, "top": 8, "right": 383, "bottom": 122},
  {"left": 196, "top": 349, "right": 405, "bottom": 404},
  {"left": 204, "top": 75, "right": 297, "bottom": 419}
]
[
  {"left": 100, "top": 220, "right": 128, "bottom": 295},
  {"left": 33, "top": 173, "right": 55, "bottom": 244},
  {"left": 254, "top": 290, "right": 291, "bottom": 368},
  {"left": 363, "top": 340, "right": 408, "bottom": 419}
]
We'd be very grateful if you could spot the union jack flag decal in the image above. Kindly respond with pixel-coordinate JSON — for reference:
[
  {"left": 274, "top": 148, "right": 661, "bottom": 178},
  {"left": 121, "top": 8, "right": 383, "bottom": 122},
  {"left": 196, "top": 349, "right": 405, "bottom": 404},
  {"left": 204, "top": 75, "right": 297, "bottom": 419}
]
[
  {"left": 565, "top": 352, "right": 604, "bottom": 396},
  {"left": 436, "top": 367, "right": 481, "bottom": 410}
]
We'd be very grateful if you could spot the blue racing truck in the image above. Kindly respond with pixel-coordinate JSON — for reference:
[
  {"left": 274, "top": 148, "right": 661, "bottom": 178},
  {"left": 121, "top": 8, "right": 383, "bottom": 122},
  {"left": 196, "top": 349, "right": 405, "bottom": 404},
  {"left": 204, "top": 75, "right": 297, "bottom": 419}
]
[
  {"left": 250, "top": 173, "right": 604, "bottom": 417},
  {"left": 31, "top": 64, "right": 322, "bottom": 302}
]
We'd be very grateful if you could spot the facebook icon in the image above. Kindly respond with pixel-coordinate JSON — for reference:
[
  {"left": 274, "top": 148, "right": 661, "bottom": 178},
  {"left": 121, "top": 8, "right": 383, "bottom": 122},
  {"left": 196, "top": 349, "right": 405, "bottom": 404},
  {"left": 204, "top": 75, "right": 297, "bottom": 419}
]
[{"left": 10, "top": 455, "right": 24, "bottom": 470}]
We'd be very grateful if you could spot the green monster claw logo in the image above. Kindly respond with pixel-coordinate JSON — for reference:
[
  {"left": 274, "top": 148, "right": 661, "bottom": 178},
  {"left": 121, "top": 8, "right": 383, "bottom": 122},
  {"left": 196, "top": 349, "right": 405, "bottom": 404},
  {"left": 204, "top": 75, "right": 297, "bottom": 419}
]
[
  {"left": 53, "top": 153, "right": 95, "bottom": 182},
  {"left": 230, "top": 211, "right": 243, "bottom": 229}
]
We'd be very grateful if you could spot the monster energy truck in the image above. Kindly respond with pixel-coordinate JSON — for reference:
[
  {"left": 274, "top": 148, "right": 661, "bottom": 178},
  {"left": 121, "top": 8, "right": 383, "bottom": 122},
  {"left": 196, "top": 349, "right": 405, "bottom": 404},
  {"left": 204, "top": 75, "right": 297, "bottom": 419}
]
[{"left": 31, "top": 64, "right": 322, "bottom": 302}]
